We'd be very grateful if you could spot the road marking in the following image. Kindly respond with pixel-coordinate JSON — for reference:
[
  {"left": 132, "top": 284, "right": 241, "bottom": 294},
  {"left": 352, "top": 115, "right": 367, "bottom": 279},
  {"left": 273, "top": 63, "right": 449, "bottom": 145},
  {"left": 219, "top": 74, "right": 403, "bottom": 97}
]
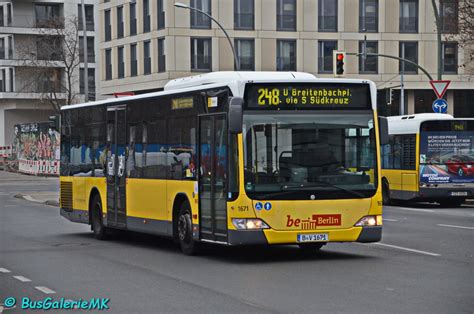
[
  {"left": 374, "top": 243, "right": 441, "bottom": 257},
  {"left": 437, "top": 224, "right": 474, "bottom": 230},
  {"left": 35, "top": 286, "right": 56, "bottom": 294},
  {"left": 383, "top": 218, "right": 398, "bottom": 222},
  {"left": 13, "top": 275, "right": 32, "bottom": 282},
  {"left": 0, "top": 268, "right": 11, "bottom": 273},
  {"left": 397, "top": 207, "right": 434, "bottom": 213}
]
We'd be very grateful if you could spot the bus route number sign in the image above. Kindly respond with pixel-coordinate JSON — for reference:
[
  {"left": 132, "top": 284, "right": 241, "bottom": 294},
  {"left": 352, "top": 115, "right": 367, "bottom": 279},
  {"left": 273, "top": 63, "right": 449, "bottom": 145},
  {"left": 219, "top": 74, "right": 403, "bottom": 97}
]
[{"left": 244, "top": 83, "right": 371, "bottom": 110}]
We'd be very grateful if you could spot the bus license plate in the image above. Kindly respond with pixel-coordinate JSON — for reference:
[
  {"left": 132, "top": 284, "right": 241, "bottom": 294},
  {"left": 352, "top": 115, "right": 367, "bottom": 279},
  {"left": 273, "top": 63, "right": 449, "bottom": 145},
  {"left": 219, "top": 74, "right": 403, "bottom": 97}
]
[
  {"left": 297, "top": 233, "right": 328, "bottom": 243},
  {"left": 451, "top": 191, "right": 468, "bottom": 196}
]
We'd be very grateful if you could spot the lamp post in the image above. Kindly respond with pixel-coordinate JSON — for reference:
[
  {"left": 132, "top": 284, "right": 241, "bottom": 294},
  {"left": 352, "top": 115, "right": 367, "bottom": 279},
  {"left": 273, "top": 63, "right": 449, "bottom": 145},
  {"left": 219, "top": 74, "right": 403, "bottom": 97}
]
[
  {"left": 81, "top": 0, "right": 89, "bottom": 101},
  {"left": 174, "top": 2, "right": 240, "bottom": 70}
]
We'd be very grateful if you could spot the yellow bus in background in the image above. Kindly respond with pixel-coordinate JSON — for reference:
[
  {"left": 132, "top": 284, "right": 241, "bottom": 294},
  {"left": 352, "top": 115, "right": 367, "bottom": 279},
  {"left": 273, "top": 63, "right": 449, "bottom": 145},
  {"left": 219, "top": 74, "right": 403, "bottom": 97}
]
[
  {"left": 60, "top": 72, "right": 386, "bottom": 255},
  {"left": 381, "top": 113, "right": 474, "bottom": 207}
]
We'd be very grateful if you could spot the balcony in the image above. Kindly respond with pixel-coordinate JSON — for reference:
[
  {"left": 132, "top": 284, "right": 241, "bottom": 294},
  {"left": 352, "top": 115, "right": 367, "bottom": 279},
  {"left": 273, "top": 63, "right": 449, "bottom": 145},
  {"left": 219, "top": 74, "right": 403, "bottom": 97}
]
[{"left": 0, "top": 16, "right": 64, "bottom": 35}]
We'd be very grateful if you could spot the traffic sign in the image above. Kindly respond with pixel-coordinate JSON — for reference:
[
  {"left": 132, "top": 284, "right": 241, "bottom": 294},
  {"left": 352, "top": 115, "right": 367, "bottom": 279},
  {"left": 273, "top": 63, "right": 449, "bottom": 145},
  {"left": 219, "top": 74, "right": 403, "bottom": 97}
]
[
  {"left": 432, "top": 98, "right": 448, "bottom": 113},
  {"left": 429, "top": 80, "right": 451, "bottom": 99}
]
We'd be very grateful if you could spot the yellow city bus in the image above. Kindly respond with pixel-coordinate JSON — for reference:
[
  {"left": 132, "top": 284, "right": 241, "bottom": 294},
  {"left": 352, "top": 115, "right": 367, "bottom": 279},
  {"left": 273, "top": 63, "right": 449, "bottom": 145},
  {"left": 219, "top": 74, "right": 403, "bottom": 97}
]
[
  {"left": 60, "top": 72, "right": 387, "bottom": 254},
  {"left": 381, "top": 113, "right": 474, "bottom": 207}
]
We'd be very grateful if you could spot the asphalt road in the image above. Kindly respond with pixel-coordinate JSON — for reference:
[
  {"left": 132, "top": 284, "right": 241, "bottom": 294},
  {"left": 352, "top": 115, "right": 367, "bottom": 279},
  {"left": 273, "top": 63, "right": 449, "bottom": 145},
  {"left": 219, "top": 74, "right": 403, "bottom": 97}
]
[{"left": 1, "top": 172, "right": 473, "bottom": 313}]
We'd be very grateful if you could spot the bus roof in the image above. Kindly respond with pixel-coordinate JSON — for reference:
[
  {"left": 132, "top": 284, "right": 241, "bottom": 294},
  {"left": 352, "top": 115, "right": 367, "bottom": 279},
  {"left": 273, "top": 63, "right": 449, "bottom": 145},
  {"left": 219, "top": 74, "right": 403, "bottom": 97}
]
[
  {"left": 387, "top": 113, "right": 454, "bottom": 134},
  {"left": 61, "top": 71, "right": 377, "bottom": 110}
]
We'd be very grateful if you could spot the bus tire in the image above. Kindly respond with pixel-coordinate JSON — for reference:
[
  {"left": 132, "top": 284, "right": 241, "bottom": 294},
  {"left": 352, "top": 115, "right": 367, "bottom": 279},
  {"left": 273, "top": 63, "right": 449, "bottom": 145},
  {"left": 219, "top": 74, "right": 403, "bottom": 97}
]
[
  {"left": 91, "top": 194, "right": 108, "bottom": 240},
  {"left": 382, "top": 179, "right": 391, "bottom": 205},
  {"left": 177, "top": 201, "right": 198, "bottom": 255},
  {"left": 298, "top": 243, "right": 325, "bottom": 252}
]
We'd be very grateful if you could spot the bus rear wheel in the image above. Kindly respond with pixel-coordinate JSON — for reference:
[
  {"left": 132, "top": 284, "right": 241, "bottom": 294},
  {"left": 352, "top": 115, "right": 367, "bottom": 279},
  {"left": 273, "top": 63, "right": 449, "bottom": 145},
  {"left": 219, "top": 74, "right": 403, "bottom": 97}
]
[
  {"left": 177, "top": 201, "right": 198, "bottom": 255},
  {"left": 91, "top": 194, "right": 108, "bottom": 240}
]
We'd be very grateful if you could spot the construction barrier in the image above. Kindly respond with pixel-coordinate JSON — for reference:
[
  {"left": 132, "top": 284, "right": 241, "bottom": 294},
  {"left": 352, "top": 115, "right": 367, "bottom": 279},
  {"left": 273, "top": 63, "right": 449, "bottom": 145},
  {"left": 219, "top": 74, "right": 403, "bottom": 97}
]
[
  {"left": 0, "top": 145, "right": 12, "bottom": 158},
  {"left": 18, "top": 159, "right": 59, "bottom": 175}
]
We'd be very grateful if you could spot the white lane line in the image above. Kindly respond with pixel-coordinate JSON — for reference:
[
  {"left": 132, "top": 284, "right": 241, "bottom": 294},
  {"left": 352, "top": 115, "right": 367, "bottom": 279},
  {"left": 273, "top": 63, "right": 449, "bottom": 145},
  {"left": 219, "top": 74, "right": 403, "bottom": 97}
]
[
  {"left": 374, "top": 243, "right": 441, "bottom": 257},
  {"left": 397, "top": 207, "right": 434, "bottom": 213},
  {"left": 13, "top": 275, "right": 32, "bottom": 282},
  {"left": 0, "top": 268, "right": 11, "bottom": 273},
  {"left": 383, "top": 218, "right": 398, "bottom": 222},
  {"left": 35, "top": 286, "right": 56, "bottom": 294},
  {"left": 437, "top": 224, "right": 474, "bottom": 230}
]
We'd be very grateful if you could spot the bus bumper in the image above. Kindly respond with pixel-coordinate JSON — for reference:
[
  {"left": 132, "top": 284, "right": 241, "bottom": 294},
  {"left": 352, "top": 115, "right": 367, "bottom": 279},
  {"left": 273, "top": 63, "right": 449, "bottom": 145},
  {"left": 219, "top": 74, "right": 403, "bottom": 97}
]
[
  {"left": 227, "top": 226, "right": 382, "bottom": 245},
  {"left": 60, "top": 208, "right": 89, "bottom": 224}
]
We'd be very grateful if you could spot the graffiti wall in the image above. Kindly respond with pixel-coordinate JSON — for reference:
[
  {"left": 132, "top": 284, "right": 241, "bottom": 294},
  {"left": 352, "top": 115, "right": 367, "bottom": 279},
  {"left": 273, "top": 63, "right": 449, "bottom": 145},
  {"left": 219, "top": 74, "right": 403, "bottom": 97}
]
[{"left": 13, "top": 123, "right": 60, "bottom": 175}]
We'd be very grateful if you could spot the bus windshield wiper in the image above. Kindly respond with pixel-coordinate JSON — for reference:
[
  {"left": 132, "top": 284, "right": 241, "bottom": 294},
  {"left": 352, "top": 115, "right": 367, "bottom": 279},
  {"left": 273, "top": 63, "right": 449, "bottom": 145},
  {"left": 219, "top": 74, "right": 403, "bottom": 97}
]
[{"left": 281, "top": 181, "right": 366, "bottom": 198}]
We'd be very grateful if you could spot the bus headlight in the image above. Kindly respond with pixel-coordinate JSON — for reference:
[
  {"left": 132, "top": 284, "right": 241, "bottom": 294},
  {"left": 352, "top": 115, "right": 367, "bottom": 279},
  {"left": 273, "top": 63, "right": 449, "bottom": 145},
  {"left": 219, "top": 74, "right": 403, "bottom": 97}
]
[
  {"left": 354, "top": 215, "right": 382, "bottom": 227},
  {"left": 232, "top": 218, "right": 270, "bottom": 230}
]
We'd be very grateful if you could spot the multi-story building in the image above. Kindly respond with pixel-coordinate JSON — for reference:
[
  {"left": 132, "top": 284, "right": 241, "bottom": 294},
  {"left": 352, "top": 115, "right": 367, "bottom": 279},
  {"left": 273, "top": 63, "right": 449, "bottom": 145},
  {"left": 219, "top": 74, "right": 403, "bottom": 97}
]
[
  {"left": 99, "top": 0, "right": 473, "bottom": 117},
  {"left": 0, "top": 0, "right": 99, "bottom": 146}
]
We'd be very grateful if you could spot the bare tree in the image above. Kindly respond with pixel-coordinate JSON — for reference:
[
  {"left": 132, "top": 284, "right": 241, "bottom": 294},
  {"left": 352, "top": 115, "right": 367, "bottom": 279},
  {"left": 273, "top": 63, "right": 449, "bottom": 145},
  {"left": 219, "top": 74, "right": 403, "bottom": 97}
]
[{"left": 16, "top": 16, "right": 82, "bottom": 114}]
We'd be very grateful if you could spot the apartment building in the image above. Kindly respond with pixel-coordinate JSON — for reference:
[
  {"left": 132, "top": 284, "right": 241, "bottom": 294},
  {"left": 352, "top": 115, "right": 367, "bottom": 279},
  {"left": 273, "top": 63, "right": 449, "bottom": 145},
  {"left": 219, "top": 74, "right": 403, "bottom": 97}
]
[
  {"left": 99, "top": 0, "right": 473, "bottom": 117},
  {"left": 0, "top": 0, "right": 99, "bottom": 146}
]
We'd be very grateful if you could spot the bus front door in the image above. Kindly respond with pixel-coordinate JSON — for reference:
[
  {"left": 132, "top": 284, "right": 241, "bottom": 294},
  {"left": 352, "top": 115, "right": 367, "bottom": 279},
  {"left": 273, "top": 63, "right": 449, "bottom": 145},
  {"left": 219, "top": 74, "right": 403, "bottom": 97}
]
[
  {"left": 106, "top": 105, "right": 127, "bottom": 228},
  {"left": 198, "top": 114, "right": 228, "bottom": 243}
]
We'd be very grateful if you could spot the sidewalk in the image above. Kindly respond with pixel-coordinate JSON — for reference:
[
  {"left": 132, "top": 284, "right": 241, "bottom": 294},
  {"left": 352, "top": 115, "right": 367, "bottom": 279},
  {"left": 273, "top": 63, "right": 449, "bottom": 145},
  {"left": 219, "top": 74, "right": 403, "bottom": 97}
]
[{"left": 1, "top": 170, "right": 59, "bottom": 207}]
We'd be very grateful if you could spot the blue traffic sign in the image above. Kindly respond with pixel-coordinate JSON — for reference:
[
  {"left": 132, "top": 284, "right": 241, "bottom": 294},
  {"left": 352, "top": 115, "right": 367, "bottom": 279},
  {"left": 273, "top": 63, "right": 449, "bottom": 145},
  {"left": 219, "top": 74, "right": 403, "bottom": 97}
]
[{"left": 432, "top": 98, "right": 448, "bottom": 113}]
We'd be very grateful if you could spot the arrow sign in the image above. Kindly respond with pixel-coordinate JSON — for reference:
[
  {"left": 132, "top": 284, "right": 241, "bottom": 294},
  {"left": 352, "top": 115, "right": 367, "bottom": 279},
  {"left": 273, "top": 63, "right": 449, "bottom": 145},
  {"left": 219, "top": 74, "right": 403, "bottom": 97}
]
[
  {"left": 430, "top": 80, "right": 451, "bottom": 99},
  {"left": 432, "top": 98, "right": 448, "bottom": 113}
]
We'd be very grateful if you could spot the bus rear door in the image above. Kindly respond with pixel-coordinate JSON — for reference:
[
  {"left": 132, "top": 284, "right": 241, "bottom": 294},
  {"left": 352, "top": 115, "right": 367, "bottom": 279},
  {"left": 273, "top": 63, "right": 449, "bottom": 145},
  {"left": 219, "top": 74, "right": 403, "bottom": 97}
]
[{"left": 106, "top": 105, "right": 127, "bottom": 228}]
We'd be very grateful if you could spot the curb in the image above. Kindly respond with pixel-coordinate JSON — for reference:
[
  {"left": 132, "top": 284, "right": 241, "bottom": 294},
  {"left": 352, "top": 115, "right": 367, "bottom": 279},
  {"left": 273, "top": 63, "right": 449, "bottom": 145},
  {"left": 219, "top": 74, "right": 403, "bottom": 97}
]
[{"left": 14, "top": 193, "right": 59, "bottom": 207}]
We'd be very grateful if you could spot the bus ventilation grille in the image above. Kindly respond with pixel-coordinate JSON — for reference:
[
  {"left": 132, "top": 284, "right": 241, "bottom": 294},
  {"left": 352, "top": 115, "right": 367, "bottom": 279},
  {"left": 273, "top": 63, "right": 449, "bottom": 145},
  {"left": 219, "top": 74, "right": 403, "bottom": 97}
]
[{"left": 60, "top": 182, "right": 73, "bottom": 210}]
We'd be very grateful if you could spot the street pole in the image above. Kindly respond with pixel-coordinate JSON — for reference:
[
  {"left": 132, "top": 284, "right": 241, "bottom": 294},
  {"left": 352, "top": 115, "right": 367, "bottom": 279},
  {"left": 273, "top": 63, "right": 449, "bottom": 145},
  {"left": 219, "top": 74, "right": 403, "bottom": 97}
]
[
  {"left": 81, "top": 0, "right": 89, "bottom": 101},
  {"left": 174, "top": 2, "right": 240, "bottom": 71},
  {"left": 400, "top": 44, "right": 405, "bottom": 115},
  {"left": 431, "top": 0, "right": 443, "bottom": 80}
]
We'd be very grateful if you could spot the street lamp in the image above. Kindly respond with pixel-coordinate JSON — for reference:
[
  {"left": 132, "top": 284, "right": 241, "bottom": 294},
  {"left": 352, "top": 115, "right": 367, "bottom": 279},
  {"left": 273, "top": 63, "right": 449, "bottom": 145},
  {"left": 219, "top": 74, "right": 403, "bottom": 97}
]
[{"left": 174, "top": 2, "right": 240, "bottom": 71}]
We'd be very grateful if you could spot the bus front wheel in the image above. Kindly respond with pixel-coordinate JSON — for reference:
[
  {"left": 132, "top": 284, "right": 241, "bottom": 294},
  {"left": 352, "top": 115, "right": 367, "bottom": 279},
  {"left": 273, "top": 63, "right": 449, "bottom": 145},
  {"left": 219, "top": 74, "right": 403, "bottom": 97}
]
[
  {"left": 91, "top": 194, "right": 108, "bottom": 240},
  {"left": 177, "top": 201, "right": 198, "bottom": 255}
]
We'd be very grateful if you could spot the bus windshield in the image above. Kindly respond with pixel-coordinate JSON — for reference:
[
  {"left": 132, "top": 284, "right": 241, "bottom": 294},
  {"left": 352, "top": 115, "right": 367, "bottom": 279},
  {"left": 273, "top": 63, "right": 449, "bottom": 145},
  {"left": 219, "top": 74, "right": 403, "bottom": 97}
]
[{"left": 243, "top": 113, "right": 377, "bottom": 200}]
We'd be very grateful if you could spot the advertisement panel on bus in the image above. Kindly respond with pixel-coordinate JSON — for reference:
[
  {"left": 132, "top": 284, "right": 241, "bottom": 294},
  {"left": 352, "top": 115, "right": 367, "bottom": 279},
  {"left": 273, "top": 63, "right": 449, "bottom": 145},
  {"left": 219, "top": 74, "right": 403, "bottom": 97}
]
[{"left": 419, "top": 131, "right": 474, "bottom": 184}]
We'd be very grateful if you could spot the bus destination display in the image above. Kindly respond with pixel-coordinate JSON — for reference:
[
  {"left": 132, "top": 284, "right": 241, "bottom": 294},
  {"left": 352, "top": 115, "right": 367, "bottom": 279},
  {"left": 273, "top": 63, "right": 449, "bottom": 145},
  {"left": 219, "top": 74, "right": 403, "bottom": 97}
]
[{"left": 244, "top": 83, "right": 371, "bottom": 110}]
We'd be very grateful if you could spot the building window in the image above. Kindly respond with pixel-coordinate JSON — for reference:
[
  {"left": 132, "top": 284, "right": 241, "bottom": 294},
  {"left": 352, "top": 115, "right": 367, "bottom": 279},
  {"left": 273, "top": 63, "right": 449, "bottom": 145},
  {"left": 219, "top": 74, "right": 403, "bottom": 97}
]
[
  {"left": 117, "top": 6, "right": 124, "bottom": 38},
  {"left": 235, "top": 38, "right": 254, "bottom": 70},
  {"left": 0, "top": 38, "right": 4, "bottom": 59},
  {"left": 9, "top": 68, "right": 13, "bottom": 92},
  {"left": 191, "top": 0, "right": 211, "bottom": 29},
  {"left": 400, "top": 0, "right": 418, "bottom": 33},
  {"left": 277, "top": 40, "right": 296, "bottom": 71},
  {"left": 78, "top": 4, "right": 94, "bottom": 31},
  {"left": 104, "top": 10, "right": 111, "bottom": 41},
  {"left": 158, "top": 38, "right": 165, "bottom": 73},
  {"left": 191, "top": 37, "right": 212, "bottom": 71},
  {"left": 130, "top": 2, "right": 137, "bottom": 36},
  {"left": 359, "top": 0, "right": 378, "bottom": 32},
  {"left": 440, "top": 0, "right": 458, "bottom": 33},
  {"left": 35, "top": 4, "right": 62, "bottom": 28},
  {"left": 318, "top": 0, "right": 337, "bottom": 32},
  {"left": 8, "top": 36, "right": 12, "bottom": 59},
  {"left": 130, "top": 44, "right": 137, "bottom": 77},
  {"left": 442, "top": 42, "right": 457, "bottom": 74},
  {"left": 118, "top": 46, "right": 124, "bottom": 78},
  {"left": 143, "top": 0, "right": 150, "bottom": 33},
  {"left": 399, "top": 41, "right": 418, "bottom": 74},
  {"left": 318, "top": 40, "right": 337, "bottom": 73},
  {"left": 0, "top": 7, "right": 3, "bottom": 27},
  {"left": 105, "top": 48, "right": 112, "bottom": 80},
  {"left": 79, "top": 36, "right": 95, "bottom": 63},
  {"left": 234, "top": 0, "right": 254, "bottom": 30},
  {"left": 144, "top": 41, "right": 151, "bottom": 74},
  {"left": 6, "top": 4, "right": 11, "bottom": 26},
  {"left": 359, "top": 41, "right": 378, "bottom": 73},
  {"left": 277, "top": 0, "right": 296, "bottom": 31},
  {"left": 157, "top": 0, "right": 165, "bottom": 29},
  {"left": 80, "top": 68, "right": 96, "bottom": 100}
]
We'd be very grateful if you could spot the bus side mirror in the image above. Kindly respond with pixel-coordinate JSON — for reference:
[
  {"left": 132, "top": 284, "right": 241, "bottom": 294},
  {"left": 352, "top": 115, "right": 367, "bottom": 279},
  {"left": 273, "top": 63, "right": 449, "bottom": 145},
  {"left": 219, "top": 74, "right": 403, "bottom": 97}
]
[
  {"left": 378, "top": 116, "right": 389, "bottom": 145},
  {"left": 229, "top": 97, "right": 243, "bottom": 134}
]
